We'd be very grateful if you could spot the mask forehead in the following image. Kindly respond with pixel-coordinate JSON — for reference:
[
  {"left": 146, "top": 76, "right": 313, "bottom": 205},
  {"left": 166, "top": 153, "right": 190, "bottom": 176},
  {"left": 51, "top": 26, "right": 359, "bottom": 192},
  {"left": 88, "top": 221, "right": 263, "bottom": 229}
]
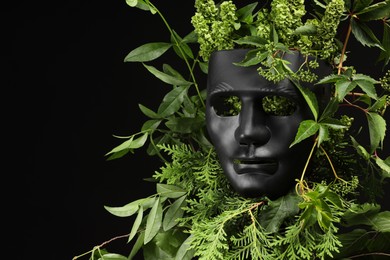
[{"left": 207, "top": 49, "right": 300, "bottom": 100}]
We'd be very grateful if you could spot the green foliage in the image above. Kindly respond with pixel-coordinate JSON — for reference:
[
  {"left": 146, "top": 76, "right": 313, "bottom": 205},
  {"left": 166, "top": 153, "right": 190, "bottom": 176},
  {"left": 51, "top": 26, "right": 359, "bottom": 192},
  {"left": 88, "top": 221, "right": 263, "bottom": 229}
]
[{"left": 72, "top": 0, "right": 390, "bottom": 260}]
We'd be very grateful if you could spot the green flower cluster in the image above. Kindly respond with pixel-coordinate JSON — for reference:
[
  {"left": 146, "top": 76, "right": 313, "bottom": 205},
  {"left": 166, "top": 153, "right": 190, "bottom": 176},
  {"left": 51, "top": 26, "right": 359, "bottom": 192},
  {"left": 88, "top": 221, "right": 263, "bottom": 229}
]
[
  {"left": 270, "top": 0, "right": 305, "bottom": 46},
  {"left": 192, "top": 0, "right": 345, "bottom": 68},
  {"left": 255, "top": 9, "right": 270, "bottom": 39},
  {"left": 191, "top": 0, "right": 237, "bottom": 61},
  {"left": 315, "top": 0, "right": 344, "bottom": 59}
]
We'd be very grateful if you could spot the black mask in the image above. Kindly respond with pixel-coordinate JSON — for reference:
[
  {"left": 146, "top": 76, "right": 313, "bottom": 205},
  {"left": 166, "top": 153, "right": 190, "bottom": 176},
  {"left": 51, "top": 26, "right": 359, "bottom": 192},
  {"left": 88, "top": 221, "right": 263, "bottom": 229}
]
[{"left": 206, "top": 49, "right": 330, "bottom": 199}]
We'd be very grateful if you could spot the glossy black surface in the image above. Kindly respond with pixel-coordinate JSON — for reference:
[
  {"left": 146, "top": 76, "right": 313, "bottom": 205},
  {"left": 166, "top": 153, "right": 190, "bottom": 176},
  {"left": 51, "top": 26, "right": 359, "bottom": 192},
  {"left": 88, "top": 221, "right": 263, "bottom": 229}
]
[{"left": 206, "top": 49, "right": 330, "bottom": 199}]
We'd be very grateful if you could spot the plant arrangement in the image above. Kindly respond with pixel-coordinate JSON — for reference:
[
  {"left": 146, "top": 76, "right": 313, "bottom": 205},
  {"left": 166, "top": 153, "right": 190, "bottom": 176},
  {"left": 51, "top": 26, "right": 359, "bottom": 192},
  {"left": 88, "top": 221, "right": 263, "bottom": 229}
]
[{"left": 74, "top": 0, "right": 390, "bottom": 259}]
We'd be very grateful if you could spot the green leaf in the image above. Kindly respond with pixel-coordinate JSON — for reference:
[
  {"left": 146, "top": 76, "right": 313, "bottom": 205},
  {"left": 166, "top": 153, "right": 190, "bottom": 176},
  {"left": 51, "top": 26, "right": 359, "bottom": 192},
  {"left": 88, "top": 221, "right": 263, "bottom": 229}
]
[
  {"left": 97, "top": 253, "right": 128, "bottom": 260},
  {"left": 366, "top": 232, "right": 390, "bottom": 253},
  {"left": 157, "top": 184, "right": 187, "bottom": 198},
  {"left": 368, "top": 94, "right": 388, "bottom": 112},
  {"left": 105, "top": 133, "right": 148, "bottom": 156},
  {"left": 375, "top": 156, "right": 390, "bottom": 178},
  {"left": 165, "top": 116, "right": 204, "bottom": 134},
  {"left": 335, "top": 229, "right": 370, "bottom": 258},
  {"left": 157, "top": 86, "right": 189, "bottom": 117},
  {"left": 163, "top": 195, "right": 187, "bottom": 231},
  {"left": 320, "top": 118, "right": 348, "bottom": 130},
  {"left": 125, "top": 0, "right": 150, "bottom": 11},
  {"left": 144, "top": 197, "right": 163, "bottom": 244},
  {"left": 106, "top": 149, "right": 130, "bottom": 161},
  {"left": 124, "top": 42, "right": 172, "bottom": 62},
  {"left": 141, "top": 119, "right": 161, "bottom": 132},
  {"left": 198, "top": 61, "right": 208, "bottom": 74},
  {"left": 353, "top": 73, "right": 379, "bottom": 83},
  {"left": 259, "top": 192, "right": 301, "bottom": 233},
  {"left": 104, "top": 197, "right": 156, "bottom": 218},
  {"left": 377, "top": 22, "right": 390, "bottom": 67},
  {"left": 104, "top": 201, "right": 139, "bottom": 218},
  {"left": 233, "top": 49, "right": 268, "bottom": 67},
  {"left": 351, "top": 18, "right": 383, "bottom": 49},
  {"left": 350, "top": 136, "right": 371, "bottom": 160},
  {"left": 143, "top": 229, "right": 189, "bottom": 260},
  {"left": 316, "top": 74, "right": 347, "bottom": 84},
  {"left": 343, "top": 203, "right": 381, "bottom": 227},
  {"left": 182, "top": 30, "right": 197, "bottom": 44},
  {"left": 299, "top": 204, "right": 318, "bottom": 229},
  {"left": 163, "top": 63, "right": 186, "bottom": 79},
  {"left": 175, "top": 234, "right": 195, "bottom": 260},
  {"left": 366, "top": 112, "right": 387, "bottom": 152},
  {"left": 319, "top": 97, "right": 339, "bottom": 122},
  {"left": 129, "top": 231, "right": 145, "bottom": 260},
  {"left": 369, "top": 211, "right": 390, "bottom": 232},
  {"left": 335, "top": 79, "right": 356, "bottom": 101},
  {"left": 290, "top": 120, "right": 319, "bottom": 147},
  {"left": 233, "top": 35, "right": 268, "bottom": 47},
  {"left": 270, "top": 23, "right": 278, "bottom": 43},
  {"left": 293, "top": 23, "right": 317, "bottom": 35},
  {"left": 236, "top": 2, "right": 258, "bottom": 21},
  {"left": 125, "top": 0, "right": 138, "bottom": 7},
  {"left": 292, "top": 80, "right": 319, "bottom": 120},
  {"left": 352, "top": 0, "right": 373, "bottom": 12},
  {"left": 171, "top": 30, "right": 194, "bottom": 60},
  {"left": 317, "top": 204, "right": 332, "bottom": 231},
  {"left": 128, "top": 206, "right": 144, "bottom": 243},
  {"left": 143, "top": 64, "right": 193, "bottom": 86},
  {"left": 325, "top": 190, "right": 343, "bottom": 209},
  {"left": 318, "top": 124, "right": 330, "bottom": 146},
  {"left": 353, "top": 74, "right": 379, "bottom": 100},
  {"left": 139, "top": 104, "right": 159, "bottom": 119},
  {"left": 357, "top": 1, "right": 390, "bottom": 21}
]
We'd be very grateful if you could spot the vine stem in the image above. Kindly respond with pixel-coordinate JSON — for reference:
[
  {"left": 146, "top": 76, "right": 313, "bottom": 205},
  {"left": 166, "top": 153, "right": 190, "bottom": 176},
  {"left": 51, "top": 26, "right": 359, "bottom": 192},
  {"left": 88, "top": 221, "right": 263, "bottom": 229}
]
[
  {"left": 147, "top": 1, "right": 205, "bottom": 108},
  {"left": 72, "top": 234, "right": 129, "bottom": 260},
  {"left": 319, "top": 145, "right": 347, "bottom": 183},
  {"left": 349, "top": 252, "right": 390, "bottom": 259},
  {"left": 341, "top": 97, "right": 368, "bottom": 113},
  {"left": 300, "top": 138, "right": 318, "bottom": 184},
  {"left": 337, "top": 16, "right": 353, "bottom": 75}
]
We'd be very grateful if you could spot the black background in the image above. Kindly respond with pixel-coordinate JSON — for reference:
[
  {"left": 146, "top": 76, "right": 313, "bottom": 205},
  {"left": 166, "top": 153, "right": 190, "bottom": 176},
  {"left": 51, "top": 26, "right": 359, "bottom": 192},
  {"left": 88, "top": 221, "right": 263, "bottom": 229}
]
[{"left": 5, "top": 1, "right": 389, "bottom": 259}]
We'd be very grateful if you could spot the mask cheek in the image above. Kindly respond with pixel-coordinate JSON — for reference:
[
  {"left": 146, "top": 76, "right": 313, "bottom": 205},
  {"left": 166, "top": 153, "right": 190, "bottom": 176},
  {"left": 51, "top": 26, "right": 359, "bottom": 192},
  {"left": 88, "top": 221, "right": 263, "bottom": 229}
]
[{"left": 207, "top": 112, "right": 239, "bottom": 147}]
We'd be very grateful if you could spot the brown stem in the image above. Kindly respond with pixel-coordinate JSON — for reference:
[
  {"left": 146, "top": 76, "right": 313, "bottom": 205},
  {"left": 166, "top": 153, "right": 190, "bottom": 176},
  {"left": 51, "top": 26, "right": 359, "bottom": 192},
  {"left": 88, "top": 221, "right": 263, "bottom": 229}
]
[{"left": 338, "top": 17, "right": 353, "bottom": 75}]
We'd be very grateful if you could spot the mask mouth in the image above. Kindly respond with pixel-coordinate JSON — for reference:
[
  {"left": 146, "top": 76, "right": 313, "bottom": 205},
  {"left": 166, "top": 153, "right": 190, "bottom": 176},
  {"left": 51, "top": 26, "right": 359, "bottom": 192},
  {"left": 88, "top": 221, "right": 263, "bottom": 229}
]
[{"left": 233, "top": 158, "right": 278, "bottom": 175}]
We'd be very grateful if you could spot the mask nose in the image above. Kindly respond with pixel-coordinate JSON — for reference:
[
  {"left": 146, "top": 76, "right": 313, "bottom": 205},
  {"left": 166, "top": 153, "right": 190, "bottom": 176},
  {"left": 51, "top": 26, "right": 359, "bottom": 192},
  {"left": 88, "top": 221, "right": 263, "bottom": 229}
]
[{"left": 234, "top": 98, "right": 271, "bottom": 146}]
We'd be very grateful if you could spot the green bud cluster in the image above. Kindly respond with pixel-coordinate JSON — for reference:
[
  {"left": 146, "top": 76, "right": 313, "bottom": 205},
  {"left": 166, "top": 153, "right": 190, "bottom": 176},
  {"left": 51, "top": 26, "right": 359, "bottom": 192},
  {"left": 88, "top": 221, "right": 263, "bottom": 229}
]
[
  {"left": 325, "top": 175, "right": 360, "bottom": 197},
  {"left": 380, "top": 69, "right": 390, "bottom": 91}
]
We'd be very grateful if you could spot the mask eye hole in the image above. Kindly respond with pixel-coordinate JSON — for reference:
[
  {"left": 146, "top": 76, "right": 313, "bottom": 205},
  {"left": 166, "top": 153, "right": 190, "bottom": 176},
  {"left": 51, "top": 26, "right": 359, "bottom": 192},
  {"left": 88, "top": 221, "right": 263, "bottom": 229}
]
[
  {"left": 211, "top": 95, "right": 241, "bottom": 117},
  {"left": 262, "top": 95, "right": 297, "bottom": 116}
]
